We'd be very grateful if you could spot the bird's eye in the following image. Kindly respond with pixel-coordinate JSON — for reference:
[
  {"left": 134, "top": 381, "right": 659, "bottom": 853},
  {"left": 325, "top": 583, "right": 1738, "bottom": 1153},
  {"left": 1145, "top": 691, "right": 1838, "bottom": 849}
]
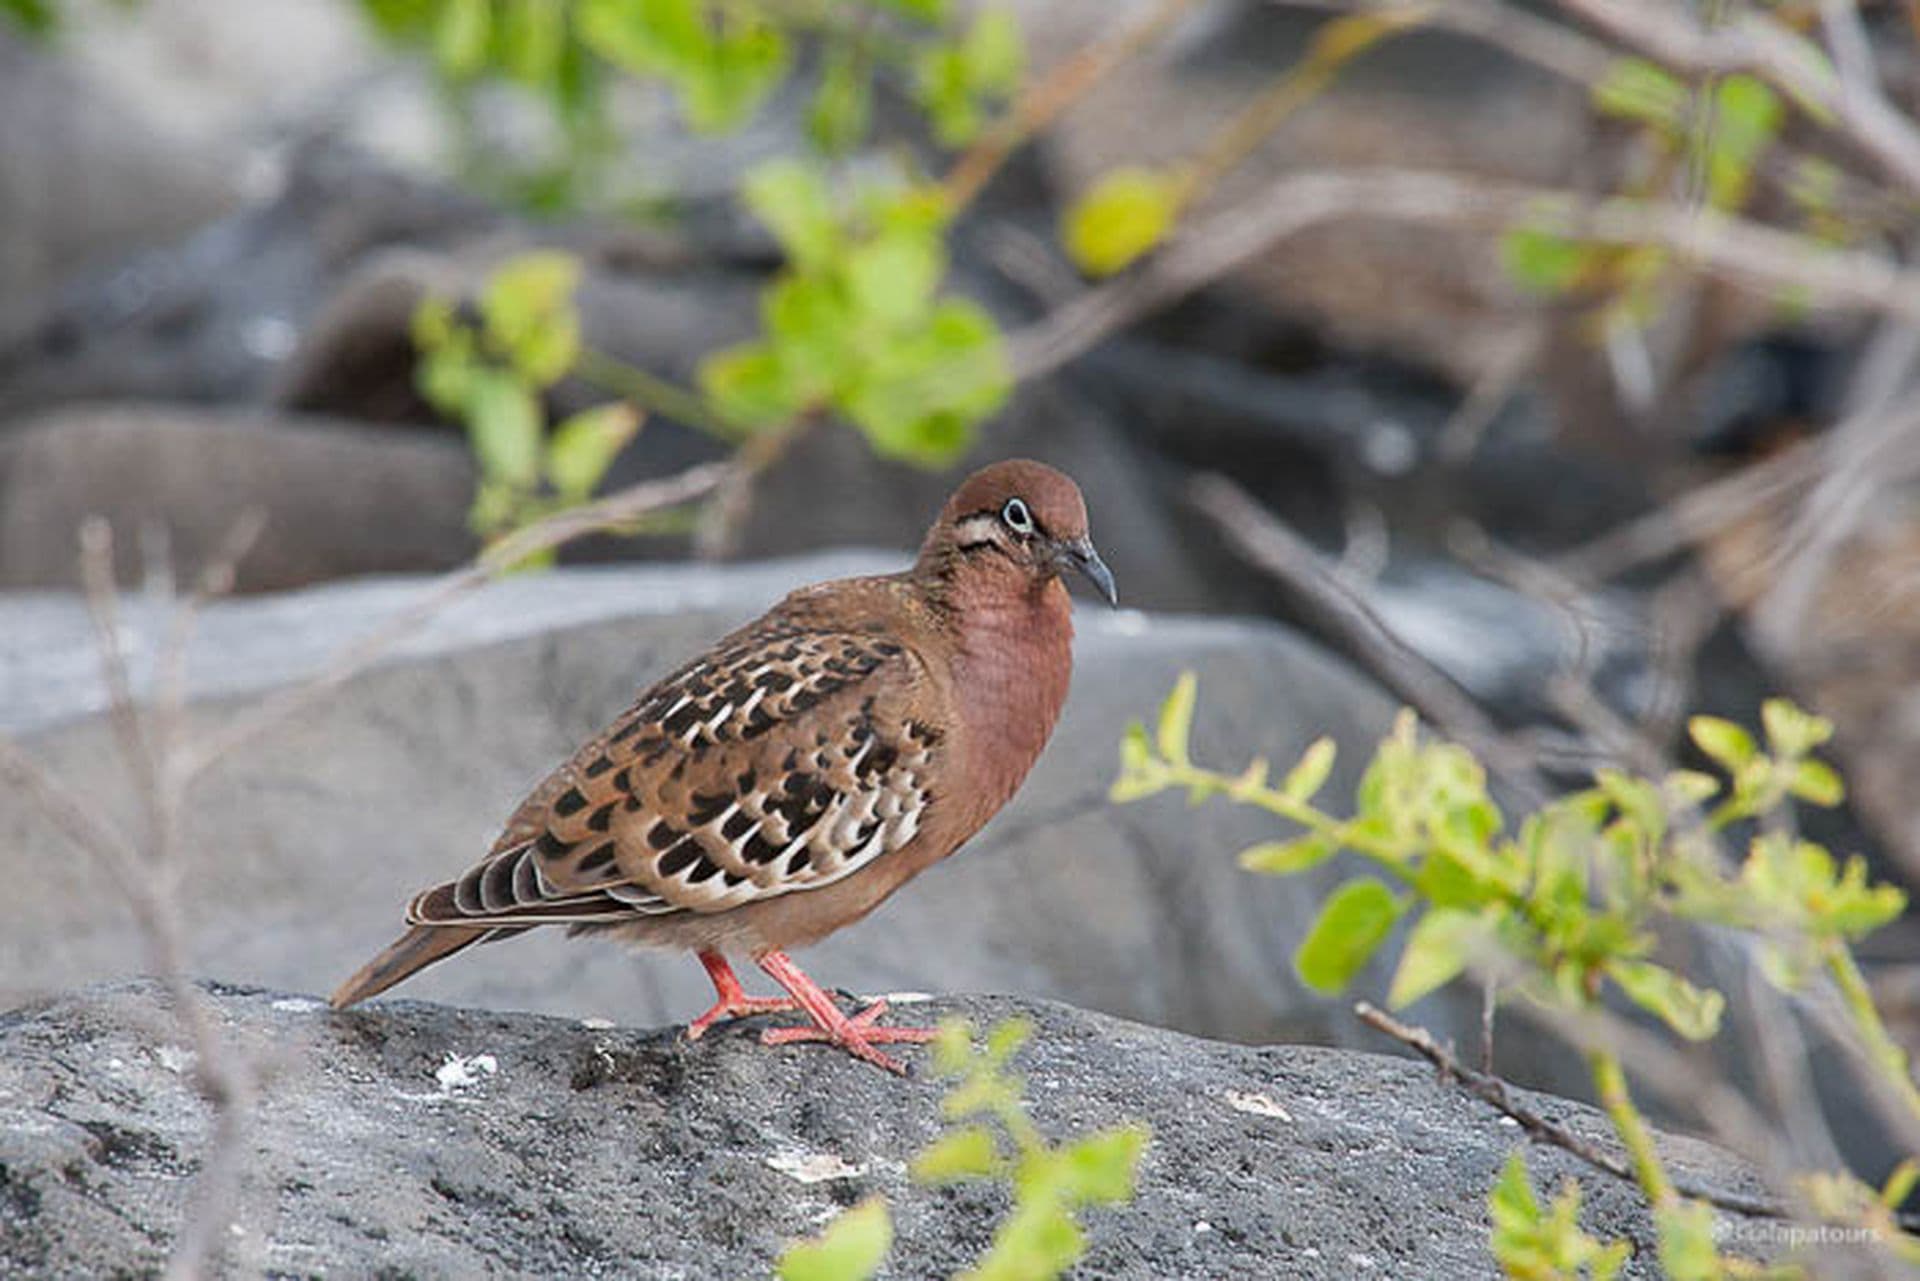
[{"left": 1001, "top": 497, "right": 1035, "bottom": 535}]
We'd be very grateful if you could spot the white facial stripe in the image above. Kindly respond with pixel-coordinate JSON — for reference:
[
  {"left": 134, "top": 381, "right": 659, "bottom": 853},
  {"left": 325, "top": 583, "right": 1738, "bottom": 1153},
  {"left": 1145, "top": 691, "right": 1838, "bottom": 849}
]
[{"left": 955, "top": 514, "right": 1002, "bottom": 546}]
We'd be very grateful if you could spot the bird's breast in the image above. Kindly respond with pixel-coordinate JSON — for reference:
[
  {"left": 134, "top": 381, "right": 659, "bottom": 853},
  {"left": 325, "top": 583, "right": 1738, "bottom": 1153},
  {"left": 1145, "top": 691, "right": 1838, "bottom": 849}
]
[{"left": 946, "top": 581, "right": 1075, "bottom": 822}]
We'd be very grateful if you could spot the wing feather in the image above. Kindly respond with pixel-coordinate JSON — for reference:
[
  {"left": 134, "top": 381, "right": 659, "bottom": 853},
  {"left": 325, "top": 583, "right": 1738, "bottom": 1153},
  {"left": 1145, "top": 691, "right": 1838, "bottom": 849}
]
[{"left": 405, "top": 625, "right": 942, "bottom": 931}]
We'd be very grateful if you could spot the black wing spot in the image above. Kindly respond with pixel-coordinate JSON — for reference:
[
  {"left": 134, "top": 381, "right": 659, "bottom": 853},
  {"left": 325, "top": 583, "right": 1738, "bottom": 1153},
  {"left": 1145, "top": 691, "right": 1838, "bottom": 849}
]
[
  {"left": 577, "top": 842, "right": 618, "bottom": 876},
  {"left": 786, "top": 848, "right": 812, "bottom": 875},
  {"left": 743, "top": 831, "right": 783, "bottom": 864},
  {"left": 688, "top": 856, "right": 723, "bottom": 885},
  {"left": 536, "top": 831, "right": 576, "bottom": 860},
  {"left": 687, "top": 791, "right": 731, "bottom": 826},
  {"left": 658, "top": 839, "right": 701, "bottom": 878},
  {"left": 584, "top": 754, "right": 616, "bottom": 779},
  {"left": 553, "top": 787, "right": 589, "bottom": 818},
  {"left": 587, "top": 804, "right": 615, "bottom": 834},
  {"left": 646, "top": 821, "right": 682, "bottom": 851},
  {"left": 609, "top": 719, "right": 644, "bottom": 744},
  {"left": 721, "top": 810, "right": 755, "bottom": 840}
]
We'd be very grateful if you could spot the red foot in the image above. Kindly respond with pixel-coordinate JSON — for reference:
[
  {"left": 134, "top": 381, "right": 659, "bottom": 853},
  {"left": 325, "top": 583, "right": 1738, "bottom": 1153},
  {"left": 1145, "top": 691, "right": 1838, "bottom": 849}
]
[
  {"left": 683, "top": 951, "right": 803, "bottom": 1042},
  {"left": 759, "top": 999, "right": 937, "bottom": 1076},
  {"left": 754, "top": 950, "right": 935, "bottom": 1077}
]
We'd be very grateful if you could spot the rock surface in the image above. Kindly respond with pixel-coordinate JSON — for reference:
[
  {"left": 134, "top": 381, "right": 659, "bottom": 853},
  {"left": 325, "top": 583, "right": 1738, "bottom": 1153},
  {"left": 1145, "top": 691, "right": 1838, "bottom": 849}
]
[
  {"left": 0, "top": 981, "right": 1770, "bottom": 1279},
  {"left": 0, "top": 403, "right": 476, "bottom": 591},
  {"left": 0, "top": 559, "right": 1418, "bottom": 1061}
]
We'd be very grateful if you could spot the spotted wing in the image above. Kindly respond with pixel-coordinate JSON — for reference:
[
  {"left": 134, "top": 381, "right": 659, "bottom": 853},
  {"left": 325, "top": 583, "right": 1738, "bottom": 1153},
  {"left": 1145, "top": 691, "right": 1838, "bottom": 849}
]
[{"left": 406, "top": 627, "right": 942, "bottom": 929}]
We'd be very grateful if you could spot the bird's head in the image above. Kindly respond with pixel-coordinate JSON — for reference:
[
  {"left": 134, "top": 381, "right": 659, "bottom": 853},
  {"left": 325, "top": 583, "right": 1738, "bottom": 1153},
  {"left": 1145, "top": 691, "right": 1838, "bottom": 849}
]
[{"left": 918, "top": 459, "right": 1118, "bottom": 607}]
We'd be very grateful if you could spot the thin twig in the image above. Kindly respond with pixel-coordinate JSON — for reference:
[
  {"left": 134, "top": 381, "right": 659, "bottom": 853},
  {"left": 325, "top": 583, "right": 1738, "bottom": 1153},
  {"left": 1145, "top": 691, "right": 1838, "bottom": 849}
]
[
  {"left": 941, "top": 0, "right": 1202, "bottom": 212},
  {"left": 1553, "top": 439, "right": 1820, "bottom": 582},
  {"left": 1186, "top": 472, "right": 1550, "bottom": 809},
  {"left": 73, "top": 519, "right": 261, "bottom": 1281},
  {"left": 179, "top": 462, "right": 729, "bottom": 780},
  {"left": 1356, "top": 1001, "right": 1789, "bottom": 1220},
  {"left": 1272, "top": 0, "right": 1612, "bottom": 87},
  {"left": 1553, "top": 0, "right": 1920, "bottom": 198},
  {"left": 1008, "top": 167, "right": 1920, "bottom": 383}
]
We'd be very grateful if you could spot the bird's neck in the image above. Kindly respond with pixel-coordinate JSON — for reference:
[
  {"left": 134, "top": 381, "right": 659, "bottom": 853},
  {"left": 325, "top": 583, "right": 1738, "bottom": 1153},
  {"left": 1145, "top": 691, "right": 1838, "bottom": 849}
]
[{"left": 941, "top": 572, "right": 1075, "bottom": 819}]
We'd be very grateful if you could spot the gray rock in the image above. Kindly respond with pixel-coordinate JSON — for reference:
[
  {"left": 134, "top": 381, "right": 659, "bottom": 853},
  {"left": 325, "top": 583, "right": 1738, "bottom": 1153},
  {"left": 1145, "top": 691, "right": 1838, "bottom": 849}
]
[
  {"left": 0, "top": 144, "right": 497, "bottom": 421},
  {"left": 0, "top": 981, "right": 1772, "bottom": 1278},
  {"left": 0, "top": 32, "right": 239, "bottom": 304},
  {"left": 0, "top": 404, "right": 477, "bottom": 593},
  {"left": 0, "top": 560, "right": 1407, "bottom": 1062}
]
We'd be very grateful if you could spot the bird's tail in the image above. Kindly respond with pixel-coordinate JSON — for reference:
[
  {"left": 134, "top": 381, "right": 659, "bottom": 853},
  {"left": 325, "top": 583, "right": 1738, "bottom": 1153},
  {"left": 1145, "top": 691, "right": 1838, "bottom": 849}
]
[{"left": 329, "top": 924, "right": 492, "bottom": 1009}]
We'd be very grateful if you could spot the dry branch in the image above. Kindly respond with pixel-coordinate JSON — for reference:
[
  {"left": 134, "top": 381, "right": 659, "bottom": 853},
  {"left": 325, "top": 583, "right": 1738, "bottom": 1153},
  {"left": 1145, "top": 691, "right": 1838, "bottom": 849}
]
[
  {"left": 1185, "top": 471, "right": 1551, "bottom": 810},
  {"left": 180, "top": 461, "right": 728, "bottom": 780},
  {"left": 1354, "top": 1001, "right": 1787, "bottom": 1221},
  {"left": 1009, "top": 167, "right": 1920, "bottom": 383}
]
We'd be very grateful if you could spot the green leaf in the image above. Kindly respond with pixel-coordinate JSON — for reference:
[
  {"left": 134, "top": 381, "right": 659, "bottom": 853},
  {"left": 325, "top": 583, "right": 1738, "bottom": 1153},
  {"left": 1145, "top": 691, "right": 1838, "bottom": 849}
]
[
  {"left": 1663, "top": 770, "right": 1720, "bottom": 807},
  {"left": 1489, "top": 1150, "right": 1541, "bottom": 1232},
  {"left": 839, "top": 299, "right": 1007, "bottom": 467},
  {"left": 435, "top": 0, "right": 492, "bottom": 78},
  {"left": 1055, "top": 1126, "right": 1147, "bottom": 1205},
  {"left": 1594, "top": 769, "right": 1664, "bottom": 846},
  {"left": 1591, "top": 57, "right": 1686, "bottom": 129},
  {"left": 808, "top": 44, "right": 872, "bottom": 154},
  {"left": 1063, "top": 168, "right": 1181, "bottom": 277},
  {"left": 1607, "top": 959, "right": 1724, "bottom": 1041},
  {"left": 777, "top": 1196, "right": 892, "bottom": 1281},
  {"left": 699, "top": 342, "right": 805, "bottom": 431},
  {"left": 0, "top": 0, "right": 58, "bottom": 38},
  {"left": 1653, "top": 1201, "right": 1721, "bottom": 1281},
  {"left": 1883, "top": 1158, "right": 1920, "bottom": 1209},
  {"left": 1155, "top": 672, "right": 1197, "bottom": 768},
  {"left": 1294, "top": 877, "right": 1403, "bottom": 994},
  {"left": 930, "top": 1017, "right": 974, "bottom": 1077},
  {"left": 480, "top": 251, "right": 582, "bottom": 385},
  {"left": 545, "top": 403, "right": 639, "bottom": 502},
  {"left": 1705, "top": 75, "right": 1782, "bottom": 210},
  {"left": 874, "top": 0, "right": 946, "bottom": 18},
  {"left": 962, "top": 7, "right": 1024, "bottom": 96},
  {"left": 1501, "top": 226, "right": 1594, "bottom": 295},
  {"left": 984, "top": 1016, "right": 1031, "bottom": 1064},
  {"left": 1109, "top": 723, "right": 1164, "bottom": 803},
  {"left": 466, "top": 370, "right": 544, "bottom": 487},
  {"left": 575, "top": 0, "right": 702, "bottom": 77},
  {"left": 912, "top": 1126, "right": 1001, "bottom": 1183},
  {"left": 1688, "top": 715, "right": 1757, "bottom": 773},
  {"left": 1239, "top": 835, "right": 1334, "bottom": 876},
  {"left": 1789, "top": 759, "right": 1844, "bottom": 807},
  {"left": 1281, "top": 738, "right": 1337, "bottom": 803},
  {"left": 846, "top": 232, "right": 945, "bottom": 326},
  {"left": 502, "top": 0, "right": 565, "bottom": 87},
  {"left": 1387, "top": 908, "right": 1488, "bottom": 1009},
  {"left": 1761, "top": 698, "right": 1833, "bottom": 757},
  {"left": 681, "top": 20, "right": 789, "bottom": 132},
  {"left": 966, "top": 1201, "right": 1083, "bottom": 1281}
]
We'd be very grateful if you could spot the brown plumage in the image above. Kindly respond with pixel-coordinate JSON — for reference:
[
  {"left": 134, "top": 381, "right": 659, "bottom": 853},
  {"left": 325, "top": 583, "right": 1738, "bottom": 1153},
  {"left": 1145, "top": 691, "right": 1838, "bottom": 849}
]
[{"left": 331, "top": 459, "right": 1116, "bottom": 1073}]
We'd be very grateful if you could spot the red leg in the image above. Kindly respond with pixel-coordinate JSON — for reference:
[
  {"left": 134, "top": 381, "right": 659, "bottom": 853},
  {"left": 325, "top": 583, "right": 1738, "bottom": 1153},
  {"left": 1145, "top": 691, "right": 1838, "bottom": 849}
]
[
  {"left": 755, "top": 950, "right": 935, "bottom": 1077},
  {"left": 684, "top": 950, "right": 802, "bottom": 1041}
]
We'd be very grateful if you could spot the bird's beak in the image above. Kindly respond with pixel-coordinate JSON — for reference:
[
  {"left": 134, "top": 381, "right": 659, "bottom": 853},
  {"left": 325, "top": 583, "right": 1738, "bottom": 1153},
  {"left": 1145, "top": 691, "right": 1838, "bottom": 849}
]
[{"left": 1056, "top": 536, "right": 1118, "bottom": 607}]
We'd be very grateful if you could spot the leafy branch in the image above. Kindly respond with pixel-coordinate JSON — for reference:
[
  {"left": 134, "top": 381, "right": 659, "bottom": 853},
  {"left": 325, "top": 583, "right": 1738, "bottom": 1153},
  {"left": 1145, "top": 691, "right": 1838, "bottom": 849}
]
[{"left": 1113, "top": 674, "right": 1920, "bottom": 1275}]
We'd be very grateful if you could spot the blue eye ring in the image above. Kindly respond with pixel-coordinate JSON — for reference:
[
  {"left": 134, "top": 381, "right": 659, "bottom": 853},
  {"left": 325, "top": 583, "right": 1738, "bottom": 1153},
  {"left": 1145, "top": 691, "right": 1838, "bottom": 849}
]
[{"left": 1001, "top": 497, "right": 1034, "bottom": 534}]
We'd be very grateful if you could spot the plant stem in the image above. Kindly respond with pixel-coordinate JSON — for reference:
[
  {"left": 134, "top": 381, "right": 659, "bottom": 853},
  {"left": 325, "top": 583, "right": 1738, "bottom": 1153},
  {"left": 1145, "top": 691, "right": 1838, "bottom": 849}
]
[
  {"left": 1174, "top": 7, "right": 1429, "bottom": 207},
  {"left": 574, "top": 347, "right": 735, "bottom": 441},
  {"left": 1590, "top": 1048, "right": 1675, "bottom": 1208},
  {"left": 1826, "top": 942, "right": 1920, "bottom": 1124},
  {"left": 941, "top": 0, "right": 1202, "bottom": 213}
]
